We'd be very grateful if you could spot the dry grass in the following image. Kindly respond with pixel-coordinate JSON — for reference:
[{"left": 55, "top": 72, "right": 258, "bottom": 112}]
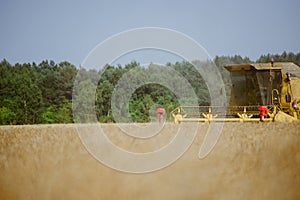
[{"left": 0, "top": 123, "right": 300, "bottom": 200}]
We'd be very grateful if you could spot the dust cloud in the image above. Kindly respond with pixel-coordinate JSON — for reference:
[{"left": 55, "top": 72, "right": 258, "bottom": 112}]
[{"left": 0, "top": 123, "right": 299, "bottom": 200}]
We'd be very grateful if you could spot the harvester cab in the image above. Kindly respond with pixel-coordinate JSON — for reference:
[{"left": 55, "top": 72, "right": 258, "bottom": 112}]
[{"left": 171, "top": 62, "right": 300, "bottom": 123}]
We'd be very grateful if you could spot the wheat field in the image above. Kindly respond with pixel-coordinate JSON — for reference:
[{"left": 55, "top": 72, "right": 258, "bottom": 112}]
[{"left": 0, "top": 122, "right": 300, "bottom": 200}]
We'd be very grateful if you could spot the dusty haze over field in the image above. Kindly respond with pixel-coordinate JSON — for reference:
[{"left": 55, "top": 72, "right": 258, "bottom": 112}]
[{"left": 1, "top": 123, "right": 300, "bottom": 199}]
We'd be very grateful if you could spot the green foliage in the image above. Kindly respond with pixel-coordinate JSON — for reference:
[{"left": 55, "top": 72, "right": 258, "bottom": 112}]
[
  {"left": 0, "top": 60, "right": 76, "bottom": 125},
  {"left": 0, "top": 100, "right": 17, "bottom": 125},
  {"left": 42, "top": 105, "right": 57, "bottom": 124},
  {"left": 257, "top": 51, "right": 300, "bottom": 66},
  {"left": 96, "top": 80, "right": 114, "bottom": 122},
  {"left": 0, "top": 106, "right": 16, "bottom": 125},
  {"left": 0, "top": 51, "right": 300, "bottom": 124},
  {"left": 129, "top": 85, "right": 177, "bottom": 122},
  {"left": 42, "top": 101, "right": 73, "bottom": 124},
  {"left": 73, "top": 78, "right": 98, "bottom": 123}
]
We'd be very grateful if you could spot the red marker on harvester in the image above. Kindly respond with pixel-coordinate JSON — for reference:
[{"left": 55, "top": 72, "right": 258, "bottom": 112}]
[
  {"left": 156, "top": 107, "right": 166, "bottom": 124},
  {"left": 259, "top": 106, "right": 268, "bottom": 122}
]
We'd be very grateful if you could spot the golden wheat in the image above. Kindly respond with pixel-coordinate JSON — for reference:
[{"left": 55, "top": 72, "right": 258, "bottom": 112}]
[{"left": 0, "top": 123, "right": 299, "bottom": 200}]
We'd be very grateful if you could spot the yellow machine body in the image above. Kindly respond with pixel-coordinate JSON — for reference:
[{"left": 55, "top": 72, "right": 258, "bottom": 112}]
[{"left": 171, "top": 62, "right": 300, "bottom": 123}]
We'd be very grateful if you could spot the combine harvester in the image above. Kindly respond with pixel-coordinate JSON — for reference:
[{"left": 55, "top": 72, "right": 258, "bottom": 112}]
[{"left": 171, "top": 61, "right": 300, "bottom": 123}]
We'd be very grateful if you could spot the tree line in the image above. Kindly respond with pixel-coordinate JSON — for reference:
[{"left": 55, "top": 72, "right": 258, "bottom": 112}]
[{"left": 1, "top": 51, "right": 300, "bottom": 125}]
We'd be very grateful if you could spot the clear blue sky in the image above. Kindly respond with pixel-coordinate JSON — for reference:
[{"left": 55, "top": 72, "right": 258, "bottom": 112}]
[{"left": 1, "top": 0, "right": 299, "bottom": 66}]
